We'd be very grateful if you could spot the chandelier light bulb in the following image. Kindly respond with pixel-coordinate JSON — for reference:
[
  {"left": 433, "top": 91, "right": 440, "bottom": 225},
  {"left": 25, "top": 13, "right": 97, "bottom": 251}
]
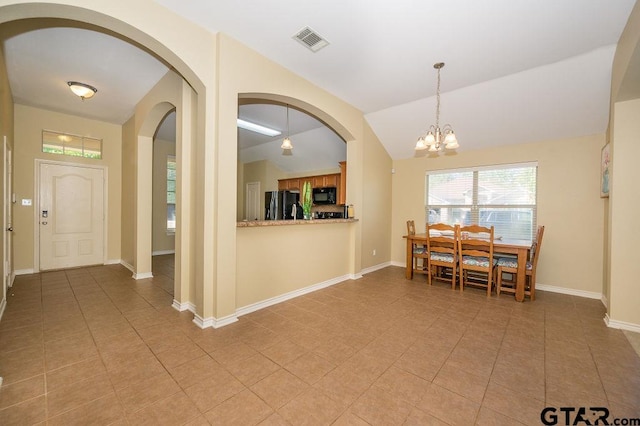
[
  {"left": 425, "top": 132, "right": 436, "bottom": 145},
  {"left": 444, "top": 131, "right": 458, "bottom": 149}
]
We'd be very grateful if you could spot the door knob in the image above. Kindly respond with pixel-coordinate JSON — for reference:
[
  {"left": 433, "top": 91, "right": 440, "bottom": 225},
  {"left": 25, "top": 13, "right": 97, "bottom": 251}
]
[{"left": 41, "top": 222, "right": 48, "bottom": 225}]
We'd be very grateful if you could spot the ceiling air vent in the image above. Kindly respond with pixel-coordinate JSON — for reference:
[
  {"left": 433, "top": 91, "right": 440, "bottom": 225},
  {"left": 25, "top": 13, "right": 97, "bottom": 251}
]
[{"left": 293, "top": 27, "right": 329, "bottom": 52}]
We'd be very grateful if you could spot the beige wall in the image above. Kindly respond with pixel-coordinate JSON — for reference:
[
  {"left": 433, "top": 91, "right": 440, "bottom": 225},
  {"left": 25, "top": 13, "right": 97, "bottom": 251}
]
[
  {"left": 391, "top": 134, "right": 605, "bottom": 294},
  {"left": 0, "top": 43, "right": 12, "bottom": 316},
  {"left": 240, "top": 159, "right": 284, "bottom": 221},
  {"left": 120, "top": 116, "right": 136, "bottom": 268},
  {"left": 13, "top": 104, "right": 122, "bottom": 271},
  {"left": 360, "top": 121, "right": 393, "bottom": 269},
  {"left": 609, "top": 98, "right": 640, "bottom": 326},
  {"left": 606, "top": 1, "right": 640, "bottom": 328},
  {"left": 219, "top": 33, "right": 369, "bottom": 319},
  {"left": 237, "top": 223, "right": 353, "bottom": 309},
  {"left": 122, "top": 69, "right": 194, "bottom": 314},
  {"left": 152, "top": 138, "right": 176, "bottom": 253}
]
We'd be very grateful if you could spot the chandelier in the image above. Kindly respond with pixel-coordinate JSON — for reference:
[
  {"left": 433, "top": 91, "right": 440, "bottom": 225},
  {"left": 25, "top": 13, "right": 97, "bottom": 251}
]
[{"left": 415, "top": 62, "right": 459, "bottom": 152}]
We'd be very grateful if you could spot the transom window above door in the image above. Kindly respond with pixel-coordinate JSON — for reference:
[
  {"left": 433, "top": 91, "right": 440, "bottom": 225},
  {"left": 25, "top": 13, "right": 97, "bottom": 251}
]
[{"left": 42, "top": 130, "right": 102, "bottom": 159}]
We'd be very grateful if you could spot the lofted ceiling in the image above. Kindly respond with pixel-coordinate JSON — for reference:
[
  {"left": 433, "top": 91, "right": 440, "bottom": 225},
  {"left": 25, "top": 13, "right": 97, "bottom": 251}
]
[{"left": 1, "top": 1, "right": 637, "bottom": 167}]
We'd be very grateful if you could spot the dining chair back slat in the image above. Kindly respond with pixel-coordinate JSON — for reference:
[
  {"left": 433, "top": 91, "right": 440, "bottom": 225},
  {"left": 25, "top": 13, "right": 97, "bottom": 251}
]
[
  {"left": 458, "top": 224, "right": 495, "bottom": 296},
  {"left": 426, "top": 223, "right": 459, "bottom": 289}
]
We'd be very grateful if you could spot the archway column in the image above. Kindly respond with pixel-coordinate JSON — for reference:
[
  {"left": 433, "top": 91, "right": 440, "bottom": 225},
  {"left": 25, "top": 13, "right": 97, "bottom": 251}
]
[
  {"left": 172, "top": 80, "right": 195, "bottom": 310},
  {"left": 133, "top": 134, "right": 153, "bottom": 279}
]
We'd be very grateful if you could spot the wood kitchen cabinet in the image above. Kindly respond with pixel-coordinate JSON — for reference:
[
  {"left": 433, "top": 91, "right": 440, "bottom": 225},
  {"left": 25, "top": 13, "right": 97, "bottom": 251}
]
[
  {"left": 278, "top": 178, "right": 300, "bottom": 191},
  {"left": 324, "top": 174, "right": 338, "bottom": 187},
  {"left": 278, "top": 172, "right": 342, "bottom": 193},
  {"left": 339, "top": 161, "right": 347, "bottom": 205},
  {"left": 312, "top": 174, "right": 338, "bottom": 188}
]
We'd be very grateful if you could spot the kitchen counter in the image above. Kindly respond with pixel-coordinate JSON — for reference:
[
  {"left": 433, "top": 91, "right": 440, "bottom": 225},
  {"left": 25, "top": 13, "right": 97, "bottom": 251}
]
[{"left": 237, "top": 218, "right": 358, "bottom": 227}]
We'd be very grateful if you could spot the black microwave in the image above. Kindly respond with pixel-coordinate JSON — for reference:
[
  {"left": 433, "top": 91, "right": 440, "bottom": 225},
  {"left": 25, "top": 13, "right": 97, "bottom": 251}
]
[{"left": 312, "top": 187, "right": 337, "bottom": 204}]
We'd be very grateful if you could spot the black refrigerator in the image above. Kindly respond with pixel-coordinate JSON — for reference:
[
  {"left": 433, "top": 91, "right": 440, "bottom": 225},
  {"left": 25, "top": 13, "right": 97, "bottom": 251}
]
[{"left": 265, "top": 191, "right": 300, "bottom": 220}]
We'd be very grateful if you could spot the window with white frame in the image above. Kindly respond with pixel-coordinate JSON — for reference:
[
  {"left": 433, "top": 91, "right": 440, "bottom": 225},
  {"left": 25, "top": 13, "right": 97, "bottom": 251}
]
[
  {"left": 425, "top": 163, "right": 537, "bottom": 240},
  {"left": 167, "top": 156, "right": 176, "bottom": 232}
]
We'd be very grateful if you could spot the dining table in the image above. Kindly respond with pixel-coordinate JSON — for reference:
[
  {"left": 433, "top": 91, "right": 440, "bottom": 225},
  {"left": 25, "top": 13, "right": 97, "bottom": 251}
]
[{"left": 404, "top": 233, "right": 532, "bottom": 302}]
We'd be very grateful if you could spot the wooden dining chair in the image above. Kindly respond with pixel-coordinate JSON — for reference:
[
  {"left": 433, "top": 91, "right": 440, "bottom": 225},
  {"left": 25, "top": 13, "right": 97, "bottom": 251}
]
[
  {"left": 426, "top": 223, "right": 459, "bottom": 289},
  {"left": 407, "top": 220, "right": 428, "bottom": 277},
  {"left": 458, "top": 224, "right": 496, "bottom": 296},
  {"left": 496, "top": 225, "right": 545, "bottom": 300}
]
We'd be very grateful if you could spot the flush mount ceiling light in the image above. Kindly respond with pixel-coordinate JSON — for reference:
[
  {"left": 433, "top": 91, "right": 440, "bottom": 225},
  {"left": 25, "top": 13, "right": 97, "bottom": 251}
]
[
  {"left": 237, "top": 118, "right": 281, "bottom": 137},
  {"left": 280, "top": 105, "right": 293, "bottom": 150},
  {"left": 67, "top": 81, "right": 97, "bottom": 100},
  {"left": 415, "top": 63, "right": 459, "bottom": 152}
]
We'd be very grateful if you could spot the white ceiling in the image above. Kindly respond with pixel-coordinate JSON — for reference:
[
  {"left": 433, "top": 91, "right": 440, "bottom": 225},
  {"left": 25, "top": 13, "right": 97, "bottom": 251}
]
[{"left": 2, "top": 1, "right": 637, "bottom": 165}]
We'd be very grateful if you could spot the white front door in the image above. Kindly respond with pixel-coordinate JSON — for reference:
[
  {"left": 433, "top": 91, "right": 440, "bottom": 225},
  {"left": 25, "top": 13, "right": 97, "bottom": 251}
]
[{"left": 39, "top": 162, "right": 105, "bottom": 270}]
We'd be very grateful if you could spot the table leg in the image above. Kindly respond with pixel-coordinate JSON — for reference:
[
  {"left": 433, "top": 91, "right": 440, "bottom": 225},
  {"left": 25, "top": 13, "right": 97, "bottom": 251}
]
[
  {"left": 406, "top": 238, "right": 413, "bottom": 279},
  {"left": 515, "top": 247, "right": 526, "bottom": 302}
]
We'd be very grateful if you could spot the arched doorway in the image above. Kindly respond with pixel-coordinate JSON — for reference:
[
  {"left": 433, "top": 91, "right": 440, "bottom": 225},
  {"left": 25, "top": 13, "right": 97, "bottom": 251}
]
[{"left": 0, "top": 2, "right": 208, "bottom": 314}]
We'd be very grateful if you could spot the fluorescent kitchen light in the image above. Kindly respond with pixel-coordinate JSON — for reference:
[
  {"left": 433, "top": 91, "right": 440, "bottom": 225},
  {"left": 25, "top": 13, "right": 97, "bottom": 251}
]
[{"left": 237, "top": 118, "right": 281, "bottom": 137}]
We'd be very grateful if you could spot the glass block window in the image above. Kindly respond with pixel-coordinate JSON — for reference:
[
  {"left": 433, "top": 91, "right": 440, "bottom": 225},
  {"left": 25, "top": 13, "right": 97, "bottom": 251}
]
[{"left": 42, "top": 130, "right": 102, "bottom": 159}]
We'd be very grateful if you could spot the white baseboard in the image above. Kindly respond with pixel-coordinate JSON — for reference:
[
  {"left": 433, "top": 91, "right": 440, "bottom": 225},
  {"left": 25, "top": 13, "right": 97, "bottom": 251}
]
[
  {"left": 604, "top": 314, "right": 640, "bottom": 333},
  {"left": 172, "top": 300, "right": 196, "bottom": 313},
  {"left": 192, "top": 312, "right": 238, "bottom": 329},
  {"left": 0, "top": 297, "right": 6, "bottom": 323},
  {"left": 153, "top": 250, "right": 175, "bottom": 256},
  {"left": 236, "top": 274, "right": 352, "bottom": 318},
  {"left": 601, "top": 293, "right": 609, "bottom": 309},
  {"left": 361, "top": 261, "right": 392, "bottom": 275},
  {"left": 14, "top": 269, "right": 35, "bottom": 276},
  {"left": 390, "top": 260, "right": 406, "bottom": 268},
  {"left": 120, "top": 261, "right": 135, "bottom": 274},
  {"left": 9, "top": 272, "right": 15, "bottom": 288},
  {"left": 119, "top": 260, "right": 153, "bottom": 280},
  {"left": 133, "top": 272, "right": 153, "bottom": 280},
  {"left": 105, "top": 259, "right": 121, "bottom": 265},
  {"left": 536, "top": 283, "right": 602, "bottom": 300}
]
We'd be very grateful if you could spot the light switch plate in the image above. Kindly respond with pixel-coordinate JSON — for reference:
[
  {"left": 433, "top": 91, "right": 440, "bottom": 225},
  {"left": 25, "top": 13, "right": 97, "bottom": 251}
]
[{"left": 21, "top": 199, "right": 32, "bottom": 206}]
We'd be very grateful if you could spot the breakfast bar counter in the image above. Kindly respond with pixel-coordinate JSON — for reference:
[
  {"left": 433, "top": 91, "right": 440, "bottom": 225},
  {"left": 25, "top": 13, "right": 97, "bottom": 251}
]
[{"left": 237, "top": 218, "right": 358, "bottom": 227}]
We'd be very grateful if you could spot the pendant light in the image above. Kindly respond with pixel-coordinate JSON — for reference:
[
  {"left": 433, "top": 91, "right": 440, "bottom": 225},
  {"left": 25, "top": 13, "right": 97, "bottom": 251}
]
[{"left": 281, "top": 105, "right": 293, "bottom": 150}]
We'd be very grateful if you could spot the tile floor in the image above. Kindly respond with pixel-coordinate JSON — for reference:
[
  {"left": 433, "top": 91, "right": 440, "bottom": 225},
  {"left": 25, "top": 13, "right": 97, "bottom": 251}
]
[{"left": 0, "top": 256, "right": 639, "bottom": 425}]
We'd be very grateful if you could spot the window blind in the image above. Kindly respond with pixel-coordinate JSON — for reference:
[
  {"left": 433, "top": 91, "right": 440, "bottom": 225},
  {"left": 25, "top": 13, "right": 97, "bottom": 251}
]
[{"left": 426, "top": 163, "right": 537, "bottom": 240}]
